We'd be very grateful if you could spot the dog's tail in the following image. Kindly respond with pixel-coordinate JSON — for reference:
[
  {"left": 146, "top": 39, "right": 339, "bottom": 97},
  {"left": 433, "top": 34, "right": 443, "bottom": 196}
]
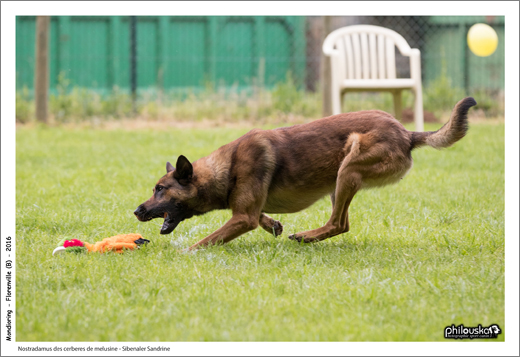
[{"left": 410, "top": 97, "right": 477, "bottom": 150}]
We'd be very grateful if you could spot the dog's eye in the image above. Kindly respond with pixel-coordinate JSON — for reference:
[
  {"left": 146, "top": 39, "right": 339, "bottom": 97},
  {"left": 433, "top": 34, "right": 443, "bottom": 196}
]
[{"left": 155, "top": 186, "right": 164, "bottom": 192}]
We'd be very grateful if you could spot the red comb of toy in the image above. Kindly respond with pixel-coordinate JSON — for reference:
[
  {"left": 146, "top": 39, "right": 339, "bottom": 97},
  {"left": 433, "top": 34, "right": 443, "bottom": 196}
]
[{"left": 63, "top": 239, "right": 84, "bottom": 248}]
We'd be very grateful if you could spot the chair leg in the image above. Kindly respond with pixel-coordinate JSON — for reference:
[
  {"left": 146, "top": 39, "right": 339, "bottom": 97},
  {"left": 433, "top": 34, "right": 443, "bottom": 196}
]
[
  {"left": 392, "top": 90, "right": 402, "bottom": 121},
  {"left": 332, "top": 89, "right": 342, "bottom": 115},
  {"left": 414, "top": 87, "right": 424, "bottom": 132},
  {"left": 331, "top": 88, "right": 342, "bottom": 115}
]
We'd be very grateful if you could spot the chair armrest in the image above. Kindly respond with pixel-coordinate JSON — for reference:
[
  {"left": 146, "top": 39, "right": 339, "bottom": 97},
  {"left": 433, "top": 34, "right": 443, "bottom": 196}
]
[
  {"left": 396, "top": 46, "right": 420, "bottom": 58},
  {"left": 322, "top": 44, "right": 338, "bottom": 57},
  {"left": 409, "top": 48, "right": 422, "bottom": 83}
]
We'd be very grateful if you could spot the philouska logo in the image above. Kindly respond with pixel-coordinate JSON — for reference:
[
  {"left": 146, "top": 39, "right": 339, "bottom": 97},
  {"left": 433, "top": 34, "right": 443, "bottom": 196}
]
[{"left": 444, "top": 324, "right": 501, "bottom": 339}]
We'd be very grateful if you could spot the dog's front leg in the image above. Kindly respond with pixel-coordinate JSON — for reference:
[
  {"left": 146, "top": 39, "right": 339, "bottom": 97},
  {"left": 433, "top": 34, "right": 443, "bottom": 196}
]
[
  {"left": 259, "top": 213, "right": 283, "bottom": 237},
  {"left": 188, "top": 213, "right": 258, "bottom": 250}
]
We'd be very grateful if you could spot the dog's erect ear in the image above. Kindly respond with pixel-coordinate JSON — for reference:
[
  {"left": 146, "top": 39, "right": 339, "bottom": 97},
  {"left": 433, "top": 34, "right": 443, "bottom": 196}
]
[
  {"left": 166, "top": 161, "right": 175, "bottom": 173},
  {"left": 173, "top": 155, "right": 193, "bottom": 184}
]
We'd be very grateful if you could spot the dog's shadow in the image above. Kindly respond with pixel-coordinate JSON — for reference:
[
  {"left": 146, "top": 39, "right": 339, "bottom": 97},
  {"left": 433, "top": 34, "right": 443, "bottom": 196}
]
[{"left": 192, "top": 237, "right": 363, "bottom": 255}]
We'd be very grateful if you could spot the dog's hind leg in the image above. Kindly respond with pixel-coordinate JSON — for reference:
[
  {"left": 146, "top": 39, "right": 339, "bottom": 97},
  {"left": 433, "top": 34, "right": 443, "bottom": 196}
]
[
  {"left": 259, "top": 213, "right": 283, "bottom": 236},
  {"left": 289, "top": 134, "right": 362, "bottom": 243},
  {"left": 330, "top": 189, "right": 336, "bottom": 209}
]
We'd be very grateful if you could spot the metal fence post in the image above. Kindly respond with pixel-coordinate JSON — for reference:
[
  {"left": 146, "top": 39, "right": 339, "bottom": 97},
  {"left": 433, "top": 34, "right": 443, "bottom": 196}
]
[
  {"left": 110, "top": 16, "right": 122, "bottom": 88},
  {"left": 130, "top": 16, "right": 137, "bottom": 115},
  {"left": 321, "top": 16, "right": 332, "bottom": 117},
  {"left": 35, "top": 16, "right": 50, "bottom": 123}
]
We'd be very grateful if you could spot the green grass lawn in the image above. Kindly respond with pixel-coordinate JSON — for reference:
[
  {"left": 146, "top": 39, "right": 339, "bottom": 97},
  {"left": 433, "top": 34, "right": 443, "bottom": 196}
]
[{"left": 15, "top": 122, "right": 504, "bottom": 341}]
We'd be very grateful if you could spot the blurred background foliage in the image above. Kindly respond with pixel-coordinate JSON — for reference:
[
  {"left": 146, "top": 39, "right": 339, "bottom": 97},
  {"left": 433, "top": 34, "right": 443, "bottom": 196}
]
[{"left": 16, "top": 16, "right": 504, "bottom": 124}]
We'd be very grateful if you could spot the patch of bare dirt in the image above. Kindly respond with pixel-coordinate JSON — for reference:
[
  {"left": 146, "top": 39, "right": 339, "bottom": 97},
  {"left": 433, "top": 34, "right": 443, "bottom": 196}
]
[{"left": 15, "top": 110, "right": 503, "bottom": 131}]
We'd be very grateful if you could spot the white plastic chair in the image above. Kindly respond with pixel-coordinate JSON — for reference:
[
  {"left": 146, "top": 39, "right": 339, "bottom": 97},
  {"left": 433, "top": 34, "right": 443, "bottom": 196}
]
[{"left": 323, "top": 25, "right": 424, "bottom": 131}]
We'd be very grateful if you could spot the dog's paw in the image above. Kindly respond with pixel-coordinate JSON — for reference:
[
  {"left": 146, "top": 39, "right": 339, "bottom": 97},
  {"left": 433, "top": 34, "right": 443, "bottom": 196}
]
[
  {"left": 288, "top": 233, "right": 303, "bottom": 243},
  {"left": 272, "top": 220, "right": 283, "bottom": 237}
]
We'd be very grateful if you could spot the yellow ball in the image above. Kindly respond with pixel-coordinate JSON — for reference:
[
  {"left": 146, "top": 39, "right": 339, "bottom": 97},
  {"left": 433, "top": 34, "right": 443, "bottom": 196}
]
[{"left": 467, "top": 23, "right": 498, "bottom": 57}]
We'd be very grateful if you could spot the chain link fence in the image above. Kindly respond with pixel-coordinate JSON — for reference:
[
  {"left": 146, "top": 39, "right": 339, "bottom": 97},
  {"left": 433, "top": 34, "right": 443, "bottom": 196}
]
[
  {"left": 16, "top": 16, "right": 504, "bottom": 123},
  {"left": 306, "top": 16, "right": 504, "bottom": 92}
]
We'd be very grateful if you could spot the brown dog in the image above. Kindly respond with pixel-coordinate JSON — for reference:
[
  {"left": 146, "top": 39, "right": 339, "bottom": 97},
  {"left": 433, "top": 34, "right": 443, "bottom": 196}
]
[{"left": 134, "top": 97, "right": 476, "bottom": 250}]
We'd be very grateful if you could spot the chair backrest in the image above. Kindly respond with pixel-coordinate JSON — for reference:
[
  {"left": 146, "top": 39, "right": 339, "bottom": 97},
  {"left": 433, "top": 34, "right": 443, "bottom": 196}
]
[{"left": 323, "top": 25, "right": 413, "bottom": 81}]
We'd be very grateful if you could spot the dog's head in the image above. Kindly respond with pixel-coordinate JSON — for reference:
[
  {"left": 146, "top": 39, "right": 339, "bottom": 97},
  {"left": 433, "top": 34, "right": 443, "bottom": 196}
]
[{"left": 134, "top": 155, "right": 198, "bottom": 234}]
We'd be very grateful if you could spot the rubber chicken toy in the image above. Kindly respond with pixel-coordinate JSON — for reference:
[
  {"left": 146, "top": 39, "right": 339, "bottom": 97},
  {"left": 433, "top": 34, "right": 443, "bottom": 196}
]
[{"left": 53, "top": 233, "right": 149, "bottom": 255}]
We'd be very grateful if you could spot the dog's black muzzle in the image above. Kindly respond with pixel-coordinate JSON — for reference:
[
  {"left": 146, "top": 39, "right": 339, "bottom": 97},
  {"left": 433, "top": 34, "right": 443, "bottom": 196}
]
[
  {"left": 134, "top": 204, "right": 179, "bottom": 234},
  {"left": 134, "top": 203, "right": 187, "bottom": 235},
  {"left": 134, "top": 204, "right": 159, "bottom": 222},
  {"left": 134, "top": 204, "right": 146, "bottom": 217}
]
